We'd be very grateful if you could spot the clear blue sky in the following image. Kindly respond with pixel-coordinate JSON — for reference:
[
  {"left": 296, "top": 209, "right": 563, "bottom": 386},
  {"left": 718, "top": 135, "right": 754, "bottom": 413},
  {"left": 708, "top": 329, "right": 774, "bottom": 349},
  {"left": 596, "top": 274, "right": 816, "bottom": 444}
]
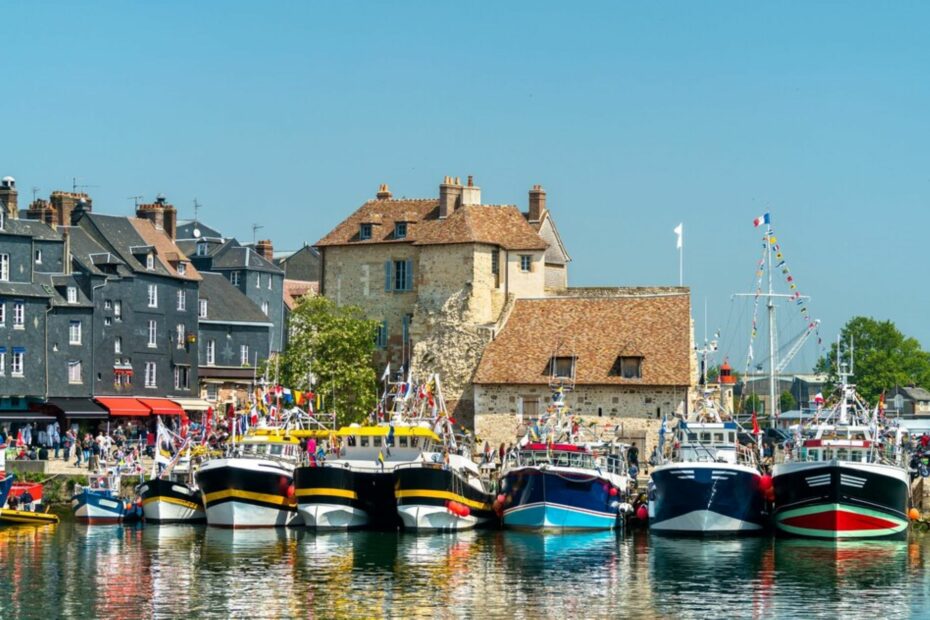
[{"left": 4, "top": 2, "right": 929, "bottom": 370}]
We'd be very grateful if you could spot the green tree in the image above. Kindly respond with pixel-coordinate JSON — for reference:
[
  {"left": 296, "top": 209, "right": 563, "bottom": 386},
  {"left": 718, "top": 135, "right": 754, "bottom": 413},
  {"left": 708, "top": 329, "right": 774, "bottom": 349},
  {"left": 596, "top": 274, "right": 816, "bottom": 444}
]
[
  {"left": 272, "top": 296, "right": 379, "bottom": 425},
  {"left": 815, "top": 316, "right": 930, "bottom": 404},
  {"left": 779, "top": 390, "right": 797, "bottom": 412},
  {"left": 742, "top": 393, "right": 763, "bottom": 415}
]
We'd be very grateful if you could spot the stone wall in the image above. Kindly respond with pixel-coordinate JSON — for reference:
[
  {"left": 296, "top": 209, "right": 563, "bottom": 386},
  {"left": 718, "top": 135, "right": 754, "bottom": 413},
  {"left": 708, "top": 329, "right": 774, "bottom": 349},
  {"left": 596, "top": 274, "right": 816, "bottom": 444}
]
[{"left": 503, "top": 250, "right": 545, "bottom": 299}]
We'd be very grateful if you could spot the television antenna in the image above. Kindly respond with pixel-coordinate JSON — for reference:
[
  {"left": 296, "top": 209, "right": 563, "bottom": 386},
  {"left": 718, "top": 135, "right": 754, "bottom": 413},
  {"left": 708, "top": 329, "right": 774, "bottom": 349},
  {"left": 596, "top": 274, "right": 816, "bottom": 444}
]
[
  {"left": 72, "top": 177, "right": 99, "bottom": 193},
  {"left": 31, "top": 187, "right": 40, "bottom": 202},
  {"left": 127, "top": 195, "right": 143, "bottom": 208},
  {"left": 193, "top": 198, "right": 202, "bottom": 223},
  {"left": 252, "top": 223, "right": 264, "bottom": 244}
]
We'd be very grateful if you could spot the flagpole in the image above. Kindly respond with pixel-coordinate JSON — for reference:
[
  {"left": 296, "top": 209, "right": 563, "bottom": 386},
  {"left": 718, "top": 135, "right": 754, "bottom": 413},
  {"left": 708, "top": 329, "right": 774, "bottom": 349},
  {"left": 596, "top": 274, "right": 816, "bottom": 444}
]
[{"left": 679, "top": 243, "right": 683, "bottom": 286}]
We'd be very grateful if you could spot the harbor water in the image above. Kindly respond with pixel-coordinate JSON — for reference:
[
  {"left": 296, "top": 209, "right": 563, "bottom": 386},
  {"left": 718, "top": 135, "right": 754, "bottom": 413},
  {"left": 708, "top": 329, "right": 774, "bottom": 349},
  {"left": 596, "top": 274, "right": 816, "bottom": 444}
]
[{"left": 2, "top": 521, "right": 929, "bottom": 619}]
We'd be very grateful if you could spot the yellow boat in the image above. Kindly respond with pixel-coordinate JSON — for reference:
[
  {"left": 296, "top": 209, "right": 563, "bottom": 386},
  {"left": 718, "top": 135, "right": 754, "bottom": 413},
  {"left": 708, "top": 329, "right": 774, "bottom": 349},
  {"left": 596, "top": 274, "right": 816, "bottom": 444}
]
[{"left": 0, "top": 507, "right": 60, "bottom": 526}]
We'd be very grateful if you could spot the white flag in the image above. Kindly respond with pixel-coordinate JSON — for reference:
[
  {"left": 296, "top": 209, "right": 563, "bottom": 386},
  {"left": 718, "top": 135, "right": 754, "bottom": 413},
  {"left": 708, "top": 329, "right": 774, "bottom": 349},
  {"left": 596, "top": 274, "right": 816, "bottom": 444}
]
[
  {"left": 674, "top": 223, "right": 683, "bottom": 249},
  {"left": 381, "top": 363, "right": 391, "bottom": 382}
]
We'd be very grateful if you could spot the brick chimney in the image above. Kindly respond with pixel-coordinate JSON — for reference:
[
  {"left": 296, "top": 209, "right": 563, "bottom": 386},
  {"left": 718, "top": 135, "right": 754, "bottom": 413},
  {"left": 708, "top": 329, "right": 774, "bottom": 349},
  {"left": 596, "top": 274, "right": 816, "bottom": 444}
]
[
  {"left": 136, "top": 194, "right": 169, "bottom": 231},
  {"left": 528, "top": 184, "right": 546, "bottom": 222},
  {"left": 163, "top": 203, "right": 177, "bottom": 240},
  {"left": 50, "top": 191, "right": 92, "bottom": 227},
  {"left": 0, "top": 176, "right": 18, "bottom": 219},
  {"left": 439, "top": 176, "right": 463, "bottom": 218},
  {"left": 461, "top": 175, "right": 481, "bottom": 206},
  {"left": 26, "top": 199, "right": 56, "bottom": 225},
  {"left": 256, "top": 239, "right": 274, "bottom": 262},
  {"left": 376, "top": 183, "right": 393, "bottom": 200}
]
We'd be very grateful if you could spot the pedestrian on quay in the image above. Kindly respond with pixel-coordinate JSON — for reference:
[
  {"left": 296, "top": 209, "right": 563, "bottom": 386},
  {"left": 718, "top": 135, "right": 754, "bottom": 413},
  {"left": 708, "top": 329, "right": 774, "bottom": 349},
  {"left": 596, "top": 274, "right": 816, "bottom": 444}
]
[
  {"left": 90, "top": 439, "right": 101, "bottom": 472},
  {"left": 51, "top": 422, "right": 61, "bottom": 460}
]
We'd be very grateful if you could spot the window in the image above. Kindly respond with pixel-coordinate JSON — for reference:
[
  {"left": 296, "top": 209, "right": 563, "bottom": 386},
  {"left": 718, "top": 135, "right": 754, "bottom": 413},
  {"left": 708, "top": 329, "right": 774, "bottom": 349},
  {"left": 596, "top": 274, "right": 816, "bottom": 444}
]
[
  {"left": 206, "top": 383, "right": 218, "bottom": 401},
  {"left": 230, "top": 272, "right": 239, "bottom": 286},
  {"left": 519, "top": 255, "right": 532, "bottom": 272},
  {"left": 104, "top": 300, "right": 112, "bottom": 310},
  {"left": 0, "top": 348, "right": 5, "bottom": 375},
  {"left": 13, "top": 301, "right": 24, "bottom": 328},
  {"left": 114, "top": 301, "right": 121, "bottom": 318},
  {"left": 104, "top": 317, "right": 111, "bottom": 326},
  {"left": 146, "top": 253, "right": 155, "bottom": 270},
  {"left": 144, "top": 361, "right": 156, "bottom": 388},
  {"left": 148, "top": 320, "right": 157, "bottom": 347},
  {"left": 359, "top": 223, "right": 372, "bottom": 240},
  {"left": 491, "top": 249, "right": 500, "bottom": 287},
  {"left": 196, "top": 241, "right": 208, "bottom": 256},
  {"left": 0, "top": 254, "right": 9, "bottom": 281},
  {"left": 611, "top": 356, "right": 644, "bottom": 379},
  {"left": 177, "top": 290, "right": 186, "bottom": 311},
  {"left": 256, "top": 274, "right": 261, "bottom": 288},
  {"left": 174, "top": 365, "right": 190, "bottom": 390},
  {"left": 549, "top": 356, "right": 575, "bottom": 379},
  {"left": 0, "top": 302, "right": 5, "bottom": 325},
  {"left": 69, "top": 320, "right": 82, "bottom": 345},
  {"left": 261, "top": 301, "right": 269, "bottom": 316},
  {"left": 177, "top": 262, "right": 187, "bottom": 275},
  {"left": 11, "top": 349, "right": 24, "bottom": 376},
  {"left": 114, "top": 336, "right": 122, "bottom": 354},
  {"left": 375, "top": 320, "right": 388, "bottom": 349},
  {"left": 67, "top": 286, "right": 77, "bottom": 303},
  {"left": 240, "top": 344, "right": 249, "bottom": 365},
  {"left": 385, "top": 259, "right": 413, "bottom": 292},
  {"left": 148, "top": 284, "right": 158, "bottom": 308},
  {"left": 394, "top": 222, "right": 407, "bottom": 239},
  {"left": 199, "top": 299, "right": 208, "bottom": 318},
  {"left": 268, "top": 274, "right": 272, "bottom": 290},
  {"left": 68, "top": 361, "right": 82, "bottom": 384},
  {"left": 176, "top": 324, "right": 185, "bottom": 349},
  {"left": 206, "top": 339, "right": 215, "bottom": 366},
  {"left": 35, "top": 249, "right": 42, "bottom": 265}
]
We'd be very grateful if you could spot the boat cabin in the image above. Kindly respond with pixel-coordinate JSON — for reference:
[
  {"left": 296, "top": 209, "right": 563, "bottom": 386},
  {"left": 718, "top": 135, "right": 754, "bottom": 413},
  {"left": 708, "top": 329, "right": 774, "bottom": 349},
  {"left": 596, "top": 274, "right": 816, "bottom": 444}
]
[
  {"left": 510, "top": 442, "right": 626, "bottom": 475},
  {"left": 235, "top": 433, "right": 301, "bottom": 462},
  {"left": 798, "top": 425, "right": 875, "bottom": 463},
  {"left": 676, "top": 421, "right": 748, "bottom": 465},
  {"left": 332, "top": 425, "right": 441, "bottom": 461}
]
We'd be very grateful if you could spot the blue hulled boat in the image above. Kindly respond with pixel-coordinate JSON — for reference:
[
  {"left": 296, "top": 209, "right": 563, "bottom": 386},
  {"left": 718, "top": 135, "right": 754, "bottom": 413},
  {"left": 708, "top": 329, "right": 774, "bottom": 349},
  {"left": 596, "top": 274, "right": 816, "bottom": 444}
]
[{"left": 72, "top": 473, "right": 135, "bottom": 524}]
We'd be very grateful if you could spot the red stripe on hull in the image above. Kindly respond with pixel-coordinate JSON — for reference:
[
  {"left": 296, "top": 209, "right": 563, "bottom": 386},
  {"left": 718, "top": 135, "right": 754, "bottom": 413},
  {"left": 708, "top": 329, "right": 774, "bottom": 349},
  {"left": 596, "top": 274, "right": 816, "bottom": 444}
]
[
  {"left": 76, "top": 517, "right": 123, "bottom": 524},
  {"left": 782, "top": 509, "right": 898, "bottom": 532}
]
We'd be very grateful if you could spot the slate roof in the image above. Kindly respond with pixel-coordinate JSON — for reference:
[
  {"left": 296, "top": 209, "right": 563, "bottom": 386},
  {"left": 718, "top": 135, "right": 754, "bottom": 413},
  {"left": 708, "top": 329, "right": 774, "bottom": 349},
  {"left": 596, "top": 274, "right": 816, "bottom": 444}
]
[
  {"left": 1, "top": 218, "right": 61, "bottom": 241},
  {"left": 63, "top": 226, "right": 126, "bottom": 277},
  {"left": 283, "top": 278, "right": 318, "bottom": 310},
  {"left": 894, "top": 386, "right": 930, "bottom": 402},
  {"left": 473, "top": 292, "right": 692, "bottom": 386},
  {"left": 0, "top": 281, "right": 52, "bottom": 299},
  {"left": 198, "top": 272, "right": 272, "bottom": 324},
  {"left": 129, "top": 219, "right": 202, "bottom": 282},
  {"left": 34, "top": 273, "right": 95, "bottom": 308},
  {"left": 80, "top": 214, "right": 197, "bottom": 281},
  {"left": 176, "top": 220, "right": 225, "bottom": 241},
  {"left": 315, "top": 199, "right": 547, "bottom": 251},
  {"left": 210, "top": 241, "right": 283, "bottom": 274}
]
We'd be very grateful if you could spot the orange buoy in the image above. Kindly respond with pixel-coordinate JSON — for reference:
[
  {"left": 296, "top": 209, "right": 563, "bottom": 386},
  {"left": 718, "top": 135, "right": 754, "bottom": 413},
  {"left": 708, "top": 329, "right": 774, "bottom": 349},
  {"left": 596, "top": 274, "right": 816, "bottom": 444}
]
[
  {"left": 759, "top": 475, "right": 773, "bottom": 491},
  {"left": 909, "top": 508, "right": 920, "bottom": 521}
]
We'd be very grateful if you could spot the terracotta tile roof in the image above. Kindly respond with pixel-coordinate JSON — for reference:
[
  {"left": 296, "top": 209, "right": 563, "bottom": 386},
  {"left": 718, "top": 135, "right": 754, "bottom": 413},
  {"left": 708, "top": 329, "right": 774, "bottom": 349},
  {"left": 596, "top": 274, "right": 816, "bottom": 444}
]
[
  {"left": 129, "top": 218, "right": 202, "bottom": 281},
  {"left": 474, "top": 293, "right": 692, "bottom": 386},
  {"left": 283, "top": 278, "right": 318, "bottom": 310},
  {"left": 314, "top": 199, "right": 547, "bottom": 251}
]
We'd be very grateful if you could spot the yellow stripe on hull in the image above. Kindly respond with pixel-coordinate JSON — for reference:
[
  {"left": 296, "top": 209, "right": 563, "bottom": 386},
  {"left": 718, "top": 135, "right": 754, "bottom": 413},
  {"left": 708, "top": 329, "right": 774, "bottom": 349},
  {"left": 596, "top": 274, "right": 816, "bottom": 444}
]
[
  {"left": 395, "top": 490, "right": 491, "bottom": 511},
  {"left": 0, "top": 509, "right": 60, "bottom": 525},
  {"left": 203, "top": 489, "right": 296, "bottom": 508},
  {"left": 141, "top": 495, "right": 201, "bottom": 511},
  {"left": 295, "top": 488, "right": 358, "bottom": 500}
]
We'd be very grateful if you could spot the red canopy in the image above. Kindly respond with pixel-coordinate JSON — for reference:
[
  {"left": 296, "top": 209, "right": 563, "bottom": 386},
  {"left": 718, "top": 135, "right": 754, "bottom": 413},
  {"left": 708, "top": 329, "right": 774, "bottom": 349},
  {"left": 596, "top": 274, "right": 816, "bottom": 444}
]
[
  {"left": 137, "top": 398, "right": 186, "bottom": 416},
  {"left": 95, "top": 397, "right": 150, "bottom": 417}
]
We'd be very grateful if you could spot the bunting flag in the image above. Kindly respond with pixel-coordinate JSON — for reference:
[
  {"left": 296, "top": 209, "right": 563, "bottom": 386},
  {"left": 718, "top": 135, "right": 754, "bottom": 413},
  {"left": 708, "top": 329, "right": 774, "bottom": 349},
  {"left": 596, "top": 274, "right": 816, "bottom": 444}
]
[{"left": 753, "top": 213, "right": 771, "bottom": 227}]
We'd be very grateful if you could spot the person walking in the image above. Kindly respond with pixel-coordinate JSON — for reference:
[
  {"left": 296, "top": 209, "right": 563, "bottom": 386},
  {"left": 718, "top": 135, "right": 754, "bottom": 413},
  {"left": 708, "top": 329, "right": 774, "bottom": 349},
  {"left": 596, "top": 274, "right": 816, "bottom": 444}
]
[{"left": 51, "top": 422, "right": 61, "bottom": 460}]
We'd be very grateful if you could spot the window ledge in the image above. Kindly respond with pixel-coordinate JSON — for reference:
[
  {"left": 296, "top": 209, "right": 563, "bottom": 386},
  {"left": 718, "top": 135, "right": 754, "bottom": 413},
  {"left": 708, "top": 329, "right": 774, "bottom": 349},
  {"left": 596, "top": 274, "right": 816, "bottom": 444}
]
[
  {"left": 11, "top": 373, "right": 24, "bottom": 378},
  {"left": 13, "top": 325, "right": 24, "bottom": 330}
]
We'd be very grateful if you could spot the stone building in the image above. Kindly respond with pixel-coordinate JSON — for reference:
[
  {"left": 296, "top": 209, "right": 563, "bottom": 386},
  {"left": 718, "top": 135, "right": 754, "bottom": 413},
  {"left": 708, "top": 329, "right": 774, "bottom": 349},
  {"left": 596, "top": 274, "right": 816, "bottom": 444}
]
[
  {"left": 472, "top": 289, "right": 694, "bottom": 455},
  {"left": 314, "top": 176, "right": 571, "bottom": 425}
]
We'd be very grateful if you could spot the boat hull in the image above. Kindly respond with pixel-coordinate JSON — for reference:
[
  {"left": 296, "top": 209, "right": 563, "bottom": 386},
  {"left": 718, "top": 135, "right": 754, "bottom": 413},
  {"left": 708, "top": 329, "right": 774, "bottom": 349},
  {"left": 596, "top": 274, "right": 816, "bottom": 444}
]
[
  {"left": 649, "top": 463, "right": 766, "bottom": 535},
  {"left": 773, "top": 460, "right": 909, "bottom": 540},
  {"left": 72, "top": 490, "right": 126, "bottom": 524},
  {"left": 294, "top": 465, "right": 400, "bottom": 530},
  {"left": 138, "top": 477, "right": 206, "bottom": 524},
  {"left": 0, "top": 508, "right": 59, "bottom": 526},
  {"left": 501, "top": 467, "right": 619, "bottom": 531},
  {"left": 394, "top": 464, "right": 496, "bottom": 531},
  {"left": 195, "top": 458, "right": 297, "bottom": 528}
]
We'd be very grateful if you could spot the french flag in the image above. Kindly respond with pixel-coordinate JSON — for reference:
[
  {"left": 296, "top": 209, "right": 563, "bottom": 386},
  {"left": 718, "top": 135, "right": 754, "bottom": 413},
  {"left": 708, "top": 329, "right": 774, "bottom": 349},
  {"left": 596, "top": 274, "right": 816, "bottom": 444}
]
[{"left": 753, "top": 213, "right": 770, "bottom": 227}]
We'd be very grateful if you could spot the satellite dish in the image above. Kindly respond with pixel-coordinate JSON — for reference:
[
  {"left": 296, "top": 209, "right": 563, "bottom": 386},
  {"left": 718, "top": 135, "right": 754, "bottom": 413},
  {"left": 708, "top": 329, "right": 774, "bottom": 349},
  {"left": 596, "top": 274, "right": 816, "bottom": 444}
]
[{"left": 193, "top": 228, "right": 202, "bottom": 238}]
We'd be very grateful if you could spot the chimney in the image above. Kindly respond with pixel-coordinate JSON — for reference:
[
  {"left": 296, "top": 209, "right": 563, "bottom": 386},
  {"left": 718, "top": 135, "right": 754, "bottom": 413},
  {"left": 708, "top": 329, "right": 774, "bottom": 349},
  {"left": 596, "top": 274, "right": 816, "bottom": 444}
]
[
  {"left": 51, "top": 191, "right": 92, "bottom": 227},
  {"left": 438, "top": 176, "right": 463, "bottom": 218},
  {"left": 163, "top": 203, "right": 177, "bottom": 240},
  {"left": 376, "top": 183, "right": 393, "bottom": 200},
  {"left": 461, "top": 175, "right": 481, "bottom": 206},
  {"left": 136, "top": 194, "right": 167, "bottom": 231},
  {"left": 26, "top": 198, "right": 55, "bottom": 226},
  {"left": 70, "top": 198, "right": 90, "bottom": 226},
  {"left": 528, "top": 184, "right": 546, "bottom": 222},
  {"left": 256, "top": 239, "right": 274, "bottom": 262},
  {"left": 0, "top": 176, "right": 18, "bottom": 219}
]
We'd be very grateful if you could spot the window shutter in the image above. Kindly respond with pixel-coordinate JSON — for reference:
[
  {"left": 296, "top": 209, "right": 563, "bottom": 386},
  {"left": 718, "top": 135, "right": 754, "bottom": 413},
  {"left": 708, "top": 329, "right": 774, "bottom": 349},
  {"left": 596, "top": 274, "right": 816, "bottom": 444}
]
[
  {"left": 384, "top": 261, "right": 391, "bottom": 292},
  {"left": 405, "top": 259, "right": 413, "bottom": 291},
  {"left": 380, "top": 320, "right": 388, "bottom": 348}
]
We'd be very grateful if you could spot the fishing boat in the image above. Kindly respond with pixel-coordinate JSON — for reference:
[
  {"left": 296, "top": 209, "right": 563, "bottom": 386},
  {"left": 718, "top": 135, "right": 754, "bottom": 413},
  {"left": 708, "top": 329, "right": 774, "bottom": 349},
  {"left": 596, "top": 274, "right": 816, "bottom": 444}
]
[
  {"left": 72, "top": 472, "right": 135, "bottom": 524},
  {"left": 499, "top": 383, "right": 631, "bottom": 531},
  {"left": 772, "top": 349, "right": 910, "bottom": 540},
  {"left": 648, "top": 391, "right": 767, "bottom": 535},
  {"left": 0, "top": 450, "right": 59, "bottom": 526},
  {"left": 137, "top": 418, "right": 206, "bottom": 524}
]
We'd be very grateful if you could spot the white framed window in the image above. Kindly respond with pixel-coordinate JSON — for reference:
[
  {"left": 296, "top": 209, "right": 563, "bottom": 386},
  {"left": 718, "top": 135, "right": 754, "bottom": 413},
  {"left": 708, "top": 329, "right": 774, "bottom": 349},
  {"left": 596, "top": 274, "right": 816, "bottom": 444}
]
[
  {"left": 261, "top": 301, "right": 269, "bottom": 316},
  {"left": 69, "top": 320, "right": 82, "bottom": 345},
  {"left": 114, "top": 336, "right": 122, "bottom": 354},
  {"left": 359, "top": 223, "right": 372, "bottom": 240},
  {"left": 199, "top": 299, "right": 208, "bottom": 318},
  {"left": 394, "top": 222, "right": 407, "bottom": 239},
  {"left": 144, "top": 361, "right": 156, "bottom": 388},
  {"left": 67, "top": 286, "right": 77, "bottom": 303},
  {"left": 177, "top": 290, "right": 186, "bottom": 311},
  {"left": 146, "top": 253, "right": 155, "bottom": 270},
  {"left": 11, "top": 350, "right": 24, "bottom": 376},
  {"left": 256, "top": 273, "right": 261, "bottom": 288},
  {"left": 240, "top": 344, "right": 249, "bottom": 366},
  {"left": 0, "top": 348, "right": 5, "bottom": 375},
  {"left": 196, "top": 241, "right": 207, "bottom": 256},
  {"left": 268, "top": 275, "right": 272, "bottom": 290},
  {"left": 0, "top": 210, "right": 4, "bottom": 230},
  {"left": 519, "top": 255, "right": 532, "bottom": 272},
  {"left": 147, "top": 284, "right": 158, "bottom": 308},
  {"left": 104, "top": 299, "right": 112, "bottom": 310},
  {"left": 104, "top": 317, "right": 111, "bottom": 326},
  {"left": 177, "top": 262, "right": 187, "bottom": 275},
  {"left": 0, "top": 254, "right": 9, "bottom": 281},
  {"left": 0, "top": 302, "right": 5, "bottom": 325},
  {"left": 35, "top": 249, "right": 42, "bottom": 265},
  {"left": 68, "top": 361, "right": 82, "bottom": 384},
  {"left": 148, "top": 320, "right": 157, "bottom": 347},
  {"left": 206, "top": 383, "right": 218, "bottom": 401},
  {"left": 174, "top": 365, "right": 190, "bottom": 390},
  {"left": 13, "top": 301, "right": 24, "bottom": 328},
  {"left": 230, "top": 272, "right": 239, "bottom": 286},
  {"left": 176, "top": 323, "right": 185, "bottom": 348},
  {"left": 206, "top": 339, "right": 215, "bottom": 366},
  {"left": 114, "top": 300, "right": 121, "bottom": 318}
]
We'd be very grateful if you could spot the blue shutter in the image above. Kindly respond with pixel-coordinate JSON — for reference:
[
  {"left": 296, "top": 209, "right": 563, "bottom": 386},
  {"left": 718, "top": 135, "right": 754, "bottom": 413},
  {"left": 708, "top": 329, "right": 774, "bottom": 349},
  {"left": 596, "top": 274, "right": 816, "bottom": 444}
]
[
  {"left": 405, "top": 259, "right": 413, "bottom": 291},
  {"left": 384, "top": 261, "right": 392, "bottom": 292},
  {"left": 402, "top": 315, "right": 409, "bottom": 344},
  {"left": 380, "top": 320, "right": 388, "bottom": 348}
]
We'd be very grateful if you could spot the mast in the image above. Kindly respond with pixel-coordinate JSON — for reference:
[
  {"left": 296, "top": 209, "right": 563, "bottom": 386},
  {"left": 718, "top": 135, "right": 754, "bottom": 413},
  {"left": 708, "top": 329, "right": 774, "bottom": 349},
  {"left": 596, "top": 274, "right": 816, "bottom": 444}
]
[{"left": 767, "top": 224, "right": 777, "bottom": 430}]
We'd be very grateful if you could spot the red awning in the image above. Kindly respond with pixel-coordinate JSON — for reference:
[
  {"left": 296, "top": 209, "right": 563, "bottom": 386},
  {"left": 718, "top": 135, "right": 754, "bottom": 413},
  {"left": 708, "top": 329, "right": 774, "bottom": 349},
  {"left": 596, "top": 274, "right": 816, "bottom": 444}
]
[
  {"left": 137, "top": 398, "right": 186, "bottom": 416},
  {"left": 95, "top": 397, "right": 150, "bottom": 417}
]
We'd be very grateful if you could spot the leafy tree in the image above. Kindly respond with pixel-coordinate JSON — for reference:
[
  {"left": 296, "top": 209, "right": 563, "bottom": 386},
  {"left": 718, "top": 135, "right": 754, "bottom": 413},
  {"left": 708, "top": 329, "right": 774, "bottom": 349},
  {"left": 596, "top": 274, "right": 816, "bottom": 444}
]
[
  {"left": 272, "top": 296, "right": 379, "bottom": 425},
  {"left": 779, "top": 390, "right": 797, "bottom": 412},
  {"left": 815, "top": 316, "right": 930, "bottom": 404},
  {"left": 741, "top": 393, "right": 763, "bottom": 415}
]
